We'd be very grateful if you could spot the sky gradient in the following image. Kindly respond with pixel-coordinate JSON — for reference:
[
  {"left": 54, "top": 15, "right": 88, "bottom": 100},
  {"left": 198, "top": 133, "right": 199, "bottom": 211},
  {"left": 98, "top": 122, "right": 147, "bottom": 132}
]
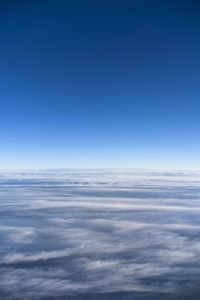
[{"left": 1, "top": 1, "right": 200, "bottom": 169}]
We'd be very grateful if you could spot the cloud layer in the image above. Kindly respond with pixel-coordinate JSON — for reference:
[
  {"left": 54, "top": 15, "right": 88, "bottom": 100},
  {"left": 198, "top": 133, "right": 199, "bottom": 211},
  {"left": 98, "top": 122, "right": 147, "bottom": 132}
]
[{"left": 1, "top": 169, "right": 200, "bottom": 299}]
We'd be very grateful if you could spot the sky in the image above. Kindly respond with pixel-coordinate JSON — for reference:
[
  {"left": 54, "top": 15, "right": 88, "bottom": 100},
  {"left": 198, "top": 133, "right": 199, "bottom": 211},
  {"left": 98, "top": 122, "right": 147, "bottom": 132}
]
[{"left": 0, "top": 0, "right": 200, "bottom": 169}]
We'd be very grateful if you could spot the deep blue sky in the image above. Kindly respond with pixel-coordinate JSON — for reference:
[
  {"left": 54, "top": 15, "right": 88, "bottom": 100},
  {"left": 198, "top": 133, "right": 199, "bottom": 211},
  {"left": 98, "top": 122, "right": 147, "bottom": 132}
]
[{"left": 1, "top": 0, "right": 200, "bottom": 169}]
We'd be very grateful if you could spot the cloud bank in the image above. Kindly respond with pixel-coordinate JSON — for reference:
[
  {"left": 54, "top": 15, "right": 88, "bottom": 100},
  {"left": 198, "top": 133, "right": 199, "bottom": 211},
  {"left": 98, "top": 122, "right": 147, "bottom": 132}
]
[{"left": 0, "top": 169, "right": 200, "bottom": 299}]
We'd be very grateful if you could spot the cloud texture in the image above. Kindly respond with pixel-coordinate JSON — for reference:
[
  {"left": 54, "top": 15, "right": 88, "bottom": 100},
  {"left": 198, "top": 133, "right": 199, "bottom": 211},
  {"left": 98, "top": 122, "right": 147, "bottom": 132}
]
[{"left": 0, "top": 169, "right": 200, "bottom": 299}]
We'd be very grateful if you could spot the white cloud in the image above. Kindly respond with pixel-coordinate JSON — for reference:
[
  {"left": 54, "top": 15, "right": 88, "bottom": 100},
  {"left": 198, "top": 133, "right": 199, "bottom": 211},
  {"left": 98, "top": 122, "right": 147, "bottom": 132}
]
[{"left": 1, "top": 169, "right": 200, "bottom": 298}]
